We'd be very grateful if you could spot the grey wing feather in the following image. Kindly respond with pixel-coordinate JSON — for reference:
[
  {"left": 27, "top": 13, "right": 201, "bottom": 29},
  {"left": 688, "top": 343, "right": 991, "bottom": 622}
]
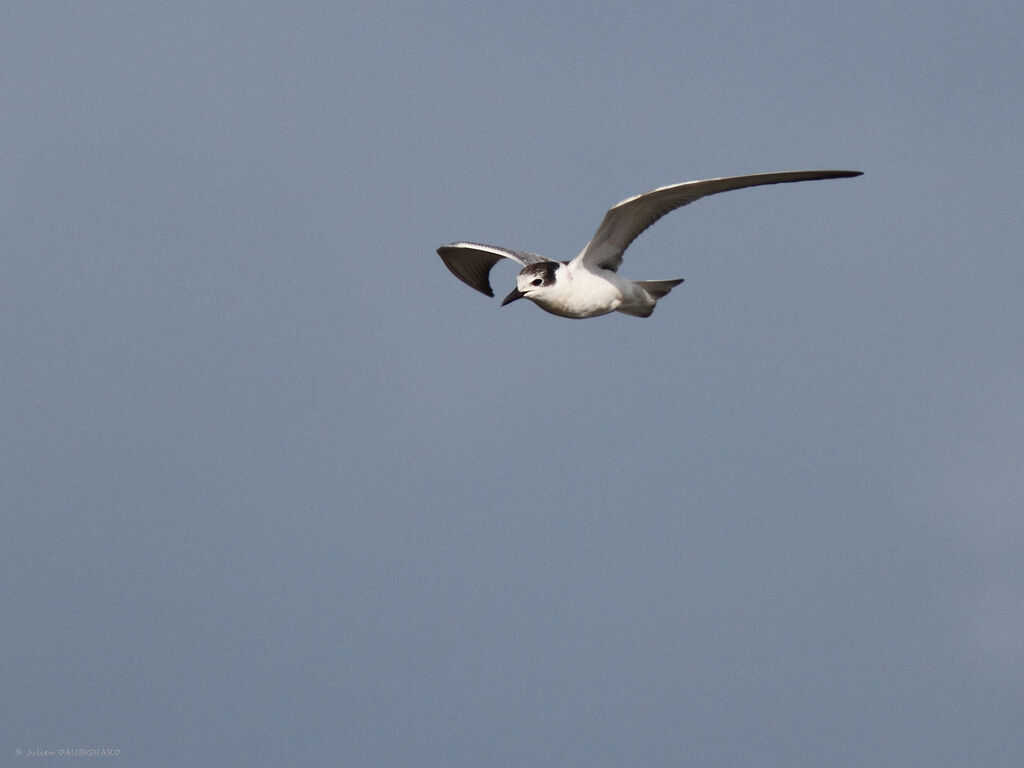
[
  {"left": 437, "top": 241, "right": 552, "bottom": 297},
  {"left": 577, "top": 170, "right": 862, "bottom": 271}
]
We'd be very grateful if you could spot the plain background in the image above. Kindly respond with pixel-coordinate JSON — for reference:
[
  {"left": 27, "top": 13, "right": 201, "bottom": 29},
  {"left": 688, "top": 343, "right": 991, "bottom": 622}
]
[{"left": 3, "top": 2, "right": 1022, "bottom": 766}]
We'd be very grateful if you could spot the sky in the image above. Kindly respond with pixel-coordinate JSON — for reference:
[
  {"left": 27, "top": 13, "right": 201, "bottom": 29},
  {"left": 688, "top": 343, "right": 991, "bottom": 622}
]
[{"left": 2, "top": 1, "right": 1022, "bottom": 766}]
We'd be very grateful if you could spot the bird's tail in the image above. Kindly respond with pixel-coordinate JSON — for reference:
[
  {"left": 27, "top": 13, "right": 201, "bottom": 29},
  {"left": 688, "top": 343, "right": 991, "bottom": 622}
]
[{"left": 635, "top": 278, "right": 684, "bottom": 300}]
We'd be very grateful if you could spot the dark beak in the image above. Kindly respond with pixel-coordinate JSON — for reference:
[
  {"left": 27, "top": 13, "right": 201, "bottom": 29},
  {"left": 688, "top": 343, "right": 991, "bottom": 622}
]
[{"left": 501, "top": 287, "right": 525, "bottom": 306}]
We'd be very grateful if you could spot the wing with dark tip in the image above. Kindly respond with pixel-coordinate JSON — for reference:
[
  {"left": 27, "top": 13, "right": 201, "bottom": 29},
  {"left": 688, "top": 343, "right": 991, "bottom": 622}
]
[
  {"left": 437, "top": 242, "right": 553, "bottom": 298},
  {"left": 575, "top": 170, "right": 863, "bottom": 272}
]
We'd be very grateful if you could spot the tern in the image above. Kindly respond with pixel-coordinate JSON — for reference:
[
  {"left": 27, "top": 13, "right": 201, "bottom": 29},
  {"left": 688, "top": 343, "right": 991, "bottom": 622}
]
[{"left": 438, "top": 170, "right": 861, "bottom": 318}]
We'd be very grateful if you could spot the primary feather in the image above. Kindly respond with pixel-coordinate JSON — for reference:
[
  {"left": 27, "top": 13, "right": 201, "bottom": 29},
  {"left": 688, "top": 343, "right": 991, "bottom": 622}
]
[
  {"left": 575, "top": 170, "right": 862, "bottom": 272},
  {"left": 437, "top": 242, "right": 552, "bottom": 297}
]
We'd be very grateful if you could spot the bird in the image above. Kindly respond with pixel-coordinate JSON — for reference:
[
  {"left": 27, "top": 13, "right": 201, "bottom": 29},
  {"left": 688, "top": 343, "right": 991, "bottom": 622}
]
[{"left": 437, "top": 169, "right": 862, "bottom": 319}]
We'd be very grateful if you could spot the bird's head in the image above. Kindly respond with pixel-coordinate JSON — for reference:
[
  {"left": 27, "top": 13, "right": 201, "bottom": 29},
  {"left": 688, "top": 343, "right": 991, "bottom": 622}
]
[{"left": 501, "top": 261, "right": 561, "bottom": 306}]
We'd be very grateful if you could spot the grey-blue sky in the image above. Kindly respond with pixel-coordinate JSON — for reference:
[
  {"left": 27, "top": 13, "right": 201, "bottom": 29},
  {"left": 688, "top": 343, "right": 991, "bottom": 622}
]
[{"left": 3, "top": 1, "right": 1022, "bottom": 766}]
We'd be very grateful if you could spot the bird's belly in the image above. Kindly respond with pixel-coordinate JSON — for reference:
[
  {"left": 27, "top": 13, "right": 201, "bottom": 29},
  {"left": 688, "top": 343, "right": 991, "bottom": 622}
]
[
  {"left": 534, "top": 276, "right": 622, "bottom": 318},
  {"left": 535, "top": 300, "right": 616, "bottom": 319}
]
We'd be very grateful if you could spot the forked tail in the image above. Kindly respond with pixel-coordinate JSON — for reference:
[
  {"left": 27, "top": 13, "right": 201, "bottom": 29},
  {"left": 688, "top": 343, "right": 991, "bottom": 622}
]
[{"left": 635, "top": 278, "right": 685, "bottom": 300}]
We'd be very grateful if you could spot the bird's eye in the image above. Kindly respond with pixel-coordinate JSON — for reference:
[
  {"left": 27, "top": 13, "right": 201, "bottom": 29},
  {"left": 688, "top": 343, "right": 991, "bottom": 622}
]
[{"left": 531, "top": 278, "right": 543, "bottom": 286}]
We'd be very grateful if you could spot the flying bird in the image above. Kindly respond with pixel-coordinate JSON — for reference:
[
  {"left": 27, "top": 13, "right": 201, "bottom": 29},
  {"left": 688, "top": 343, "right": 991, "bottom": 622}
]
[{"left": 438, "top": 170, "right": 861, "bottom": 318}]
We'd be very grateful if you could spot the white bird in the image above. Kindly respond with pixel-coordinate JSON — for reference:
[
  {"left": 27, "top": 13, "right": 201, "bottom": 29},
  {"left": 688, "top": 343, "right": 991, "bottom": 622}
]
[{"left": 438, "top": 170, "right": 861, "bottom": 318}]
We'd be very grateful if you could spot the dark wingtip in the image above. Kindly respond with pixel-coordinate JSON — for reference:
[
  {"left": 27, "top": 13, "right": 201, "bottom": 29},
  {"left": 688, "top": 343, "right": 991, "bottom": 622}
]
[{"left": 437, "top": 243, "right": 496, "bottom": 298}]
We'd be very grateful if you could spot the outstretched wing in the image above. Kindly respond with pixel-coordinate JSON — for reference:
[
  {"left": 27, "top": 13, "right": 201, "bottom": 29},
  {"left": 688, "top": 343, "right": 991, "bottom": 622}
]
[
  {"left": 575, "top": 170, "right": 862, "bottom": 272},
  {"left": 437, "top": 241, "right": 553, "bottom": 298}
]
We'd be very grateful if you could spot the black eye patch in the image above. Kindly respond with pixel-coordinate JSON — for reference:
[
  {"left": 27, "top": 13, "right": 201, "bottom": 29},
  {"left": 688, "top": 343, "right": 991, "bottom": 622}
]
[{"left": 521, "top": 261, "right": 559, "bottom": 287}]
